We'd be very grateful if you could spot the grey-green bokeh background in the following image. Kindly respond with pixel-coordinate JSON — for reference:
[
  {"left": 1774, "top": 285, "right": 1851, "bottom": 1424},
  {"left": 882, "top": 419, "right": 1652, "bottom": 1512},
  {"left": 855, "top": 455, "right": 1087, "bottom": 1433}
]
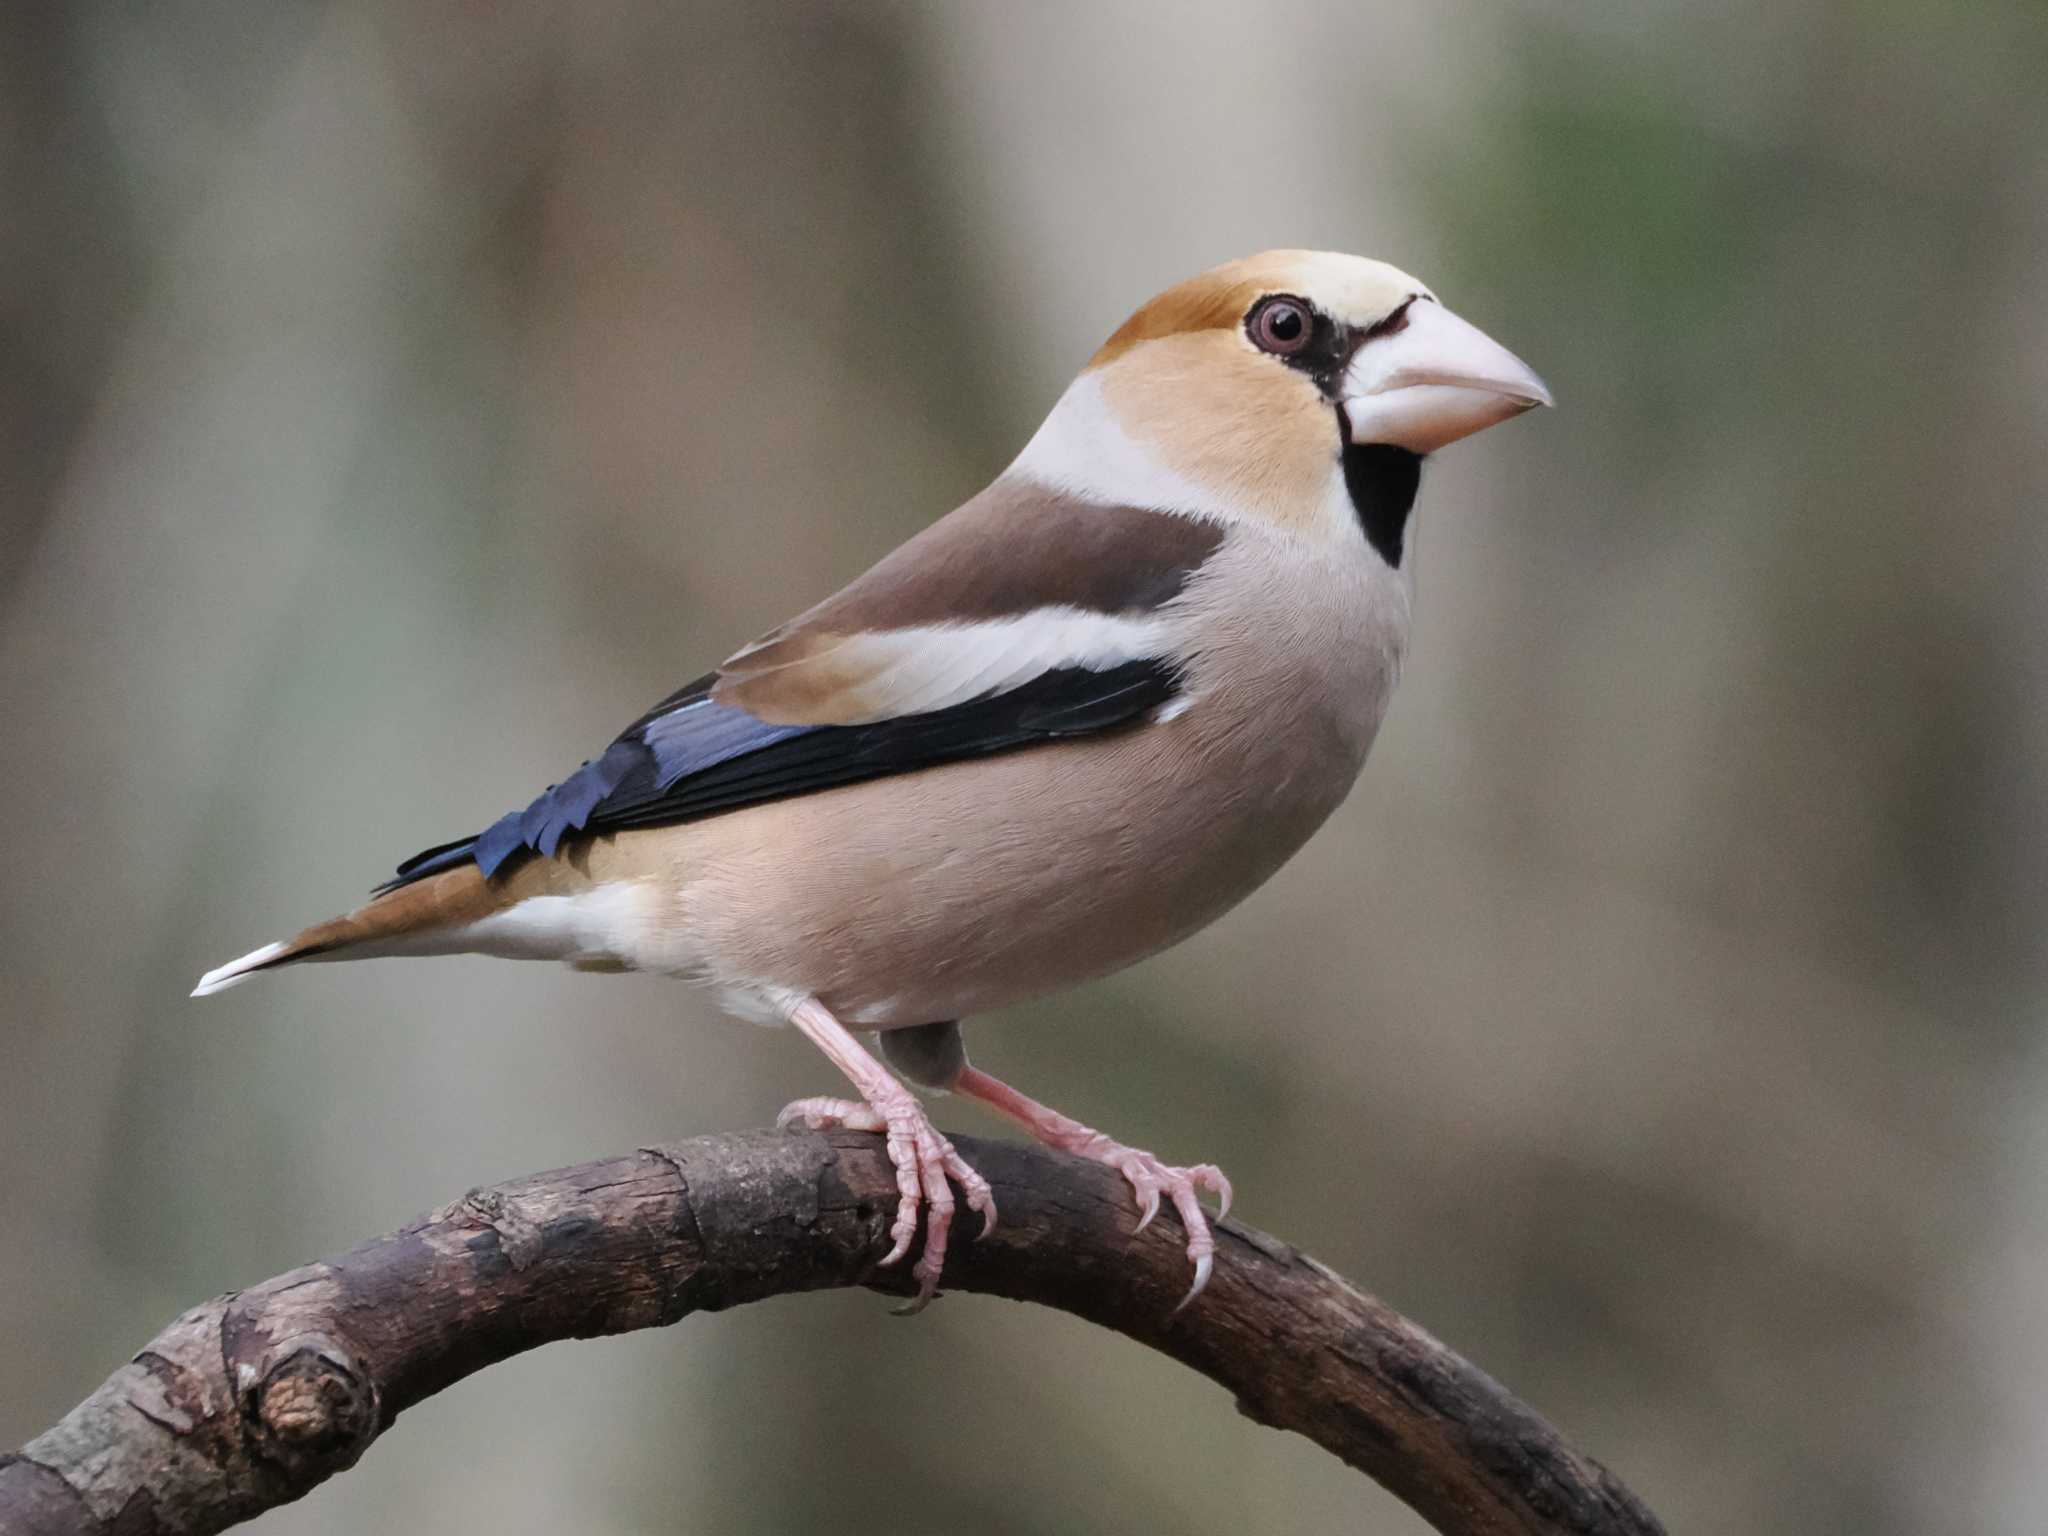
[{"left": 4, "top": 3, "right": 2044, "bottom": 1531}]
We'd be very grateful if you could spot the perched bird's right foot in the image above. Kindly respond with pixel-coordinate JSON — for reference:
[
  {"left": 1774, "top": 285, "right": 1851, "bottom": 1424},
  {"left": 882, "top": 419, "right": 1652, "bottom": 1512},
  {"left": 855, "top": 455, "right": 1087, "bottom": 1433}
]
[
  {"left": 950, "top": 1065, "right": 1231, "bottom": 1313},
  {"left": 1088, "top": 1145, "right": 1232, "bottom": 1310}
]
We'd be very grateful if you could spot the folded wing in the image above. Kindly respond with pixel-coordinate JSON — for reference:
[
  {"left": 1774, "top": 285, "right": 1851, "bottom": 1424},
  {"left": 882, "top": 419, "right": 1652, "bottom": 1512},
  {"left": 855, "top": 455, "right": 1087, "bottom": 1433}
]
[{"left": 382, "top": 484, "right": 1224, "bottom": 890}]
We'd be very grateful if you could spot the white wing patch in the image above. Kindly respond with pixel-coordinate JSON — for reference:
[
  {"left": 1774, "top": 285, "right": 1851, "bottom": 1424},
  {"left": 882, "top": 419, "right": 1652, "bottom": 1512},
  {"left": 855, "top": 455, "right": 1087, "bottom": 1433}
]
[
  {"left": 851, "top": 608, "right": 1173, "bottom": 719},
  {"left": 721, "top": 606, "right": 1176, "bottom": 727}
]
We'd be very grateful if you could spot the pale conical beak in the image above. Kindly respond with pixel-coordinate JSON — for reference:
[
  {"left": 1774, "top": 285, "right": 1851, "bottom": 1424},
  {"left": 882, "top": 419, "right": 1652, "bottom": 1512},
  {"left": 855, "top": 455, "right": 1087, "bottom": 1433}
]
[{"left": 1340, "top": 300, "right": 1551, "bottom": 454}]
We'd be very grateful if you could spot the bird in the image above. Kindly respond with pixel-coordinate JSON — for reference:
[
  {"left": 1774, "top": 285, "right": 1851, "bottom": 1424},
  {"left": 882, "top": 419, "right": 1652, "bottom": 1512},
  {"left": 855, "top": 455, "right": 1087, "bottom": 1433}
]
[{"left": 194, "top": 250, "right": 1549, "bottom": 1311}]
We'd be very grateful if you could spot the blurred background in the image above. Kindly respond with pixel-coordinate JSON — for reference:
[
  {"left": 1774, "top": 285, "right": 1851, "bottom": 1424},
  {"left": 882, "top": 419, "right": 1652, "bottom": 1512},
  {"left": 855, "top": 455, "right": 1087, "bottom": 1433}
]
[{"left": 3, "top": 2, "right": 2044, "bottom": 1531}]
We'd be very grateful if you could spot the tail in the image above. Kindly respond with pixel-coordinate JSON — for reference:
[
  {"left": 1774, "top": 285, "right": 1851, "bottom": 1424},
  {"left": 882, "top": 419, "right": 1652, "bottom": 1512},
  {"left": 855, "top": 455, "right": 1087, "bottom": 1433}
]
[{"left": 192, "top": 863, "right": 512, "bottom": 997}]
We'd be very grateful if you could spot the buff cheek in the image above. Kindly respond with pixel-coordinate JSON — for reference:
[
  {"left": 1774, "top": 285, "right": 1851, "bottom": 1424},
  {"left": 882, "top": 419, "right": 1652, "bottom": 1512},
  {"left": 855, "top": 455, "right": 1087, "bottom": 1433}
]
[{"left": 1097, "top": 334, "right": 1337, "bottom": 527}]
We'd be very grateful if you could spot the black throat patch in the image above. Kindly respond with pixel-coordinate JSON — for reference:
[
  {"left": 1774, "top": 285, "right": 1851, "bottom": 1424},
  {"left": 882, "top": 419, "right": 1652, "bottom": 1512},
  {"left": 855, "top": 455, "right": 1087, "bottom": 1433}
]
[{"left": 1341, "top": 442, "right": 1423, "bottom": 567}]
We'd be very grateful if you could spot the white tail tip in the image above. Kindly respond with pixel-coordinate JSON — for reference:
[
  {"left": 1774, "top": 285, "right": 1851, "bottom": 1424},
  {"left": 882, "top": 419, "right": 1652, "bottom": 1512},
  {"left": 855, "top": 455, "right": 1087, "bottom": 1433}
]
[{"left": 192, "top": 941, "right": 292, "bottom": 997}]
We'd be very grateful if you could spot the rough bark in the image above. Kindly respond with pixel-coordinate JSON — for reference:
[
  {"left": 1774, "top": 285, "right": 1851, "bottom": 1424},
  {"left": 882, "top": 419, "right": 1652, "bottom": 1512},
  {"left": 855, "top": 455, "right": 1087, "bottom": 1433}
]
[{"left": 0, "top": 1130, "right": 1664, "bottom": 1536}]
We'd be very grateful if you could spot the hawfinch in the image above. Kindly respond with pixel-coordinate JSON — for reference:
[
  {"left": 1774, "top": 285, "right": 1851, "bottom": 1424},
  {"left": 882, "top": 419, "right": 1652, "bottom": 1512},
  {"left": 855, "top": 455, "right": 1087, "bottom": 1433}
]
[{"left": 196, "top": 250, "right": 1549, "bottom": 1309}]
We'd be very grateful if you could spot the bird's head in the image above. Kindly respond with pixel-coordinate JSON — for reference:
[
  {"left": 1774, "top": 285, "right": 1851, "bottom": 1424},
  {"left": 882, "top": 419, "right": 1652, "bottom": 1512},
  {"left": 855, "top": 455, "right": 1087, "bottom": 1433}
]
[{"left": 1063, "top": 250, "right": 1549, "bottom": 531}]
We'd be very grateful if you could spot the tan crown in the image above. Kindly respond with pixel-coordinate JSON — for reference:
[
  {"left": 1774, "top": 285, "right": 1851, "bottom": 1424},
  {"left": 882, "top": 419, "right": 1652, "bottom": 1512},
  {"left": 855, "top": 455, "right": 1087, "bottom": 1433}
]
[{"left": 1088, "top": 250, "right": 1428, "bottom": 370}]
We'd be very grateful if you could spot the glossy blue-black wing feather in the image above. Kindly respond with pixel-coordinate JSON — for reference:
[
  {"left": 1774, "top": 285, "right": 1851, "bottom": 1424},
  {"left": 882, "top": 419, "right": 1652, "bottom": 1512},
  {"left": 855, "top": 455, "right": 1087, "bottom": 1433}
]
[{"left": 377, "top": 658, "right": 1179, "bottom": 893}]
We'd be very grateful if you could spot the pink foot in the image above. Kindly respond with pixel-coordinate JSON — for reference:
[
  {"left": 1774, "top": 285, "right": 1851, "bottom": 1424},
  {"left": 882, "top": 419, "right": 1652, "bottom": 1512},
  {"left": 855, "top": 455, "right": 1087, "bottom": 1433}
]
[
  {"left": 1094, "top": 1146, "right": 1232, "bottom": 1309},
  {"left": 777, "top": 1091, "right": 997, "bottom": 1312},
  {"left": 952, "top": 1065, "right": 1232, "bottom": 1312}
]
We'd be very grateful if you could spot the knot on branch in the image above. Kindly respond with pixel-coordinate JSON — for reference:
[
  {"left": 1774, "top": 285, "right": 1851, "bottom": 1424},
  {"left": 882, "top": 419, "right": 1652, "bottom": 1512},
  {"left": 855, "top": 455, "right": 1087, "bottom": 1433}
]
[
  {"left": 455, "top": 1187, "right": 544, "bottom": 1270},
  {"left": 241, "top": 1343, "right": 376, "bottom": 1483}
]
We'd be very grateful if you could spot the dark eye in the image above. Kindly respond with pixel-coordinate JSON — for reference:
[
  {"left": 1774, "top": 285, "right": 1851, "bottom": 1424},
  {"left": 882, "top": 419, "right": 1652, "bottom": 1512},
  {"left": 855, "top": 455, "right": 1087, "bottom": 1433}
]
[{"left": 1247, "top": 295, "right": 1313, "bottom": 356}]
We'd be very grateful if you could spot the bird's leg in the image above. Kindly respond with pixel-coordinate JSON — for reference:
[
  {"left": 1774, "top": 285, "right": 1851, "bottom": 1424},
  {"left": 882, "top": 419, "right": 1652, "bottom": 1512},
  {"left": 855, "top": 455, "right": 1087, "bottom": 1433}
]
[
  {"left": 774, "top": 997, "right": 996, "bottom": 1311},
  {"left": 951, "top": 1065, "right": 1231, "bottom": 1310}
]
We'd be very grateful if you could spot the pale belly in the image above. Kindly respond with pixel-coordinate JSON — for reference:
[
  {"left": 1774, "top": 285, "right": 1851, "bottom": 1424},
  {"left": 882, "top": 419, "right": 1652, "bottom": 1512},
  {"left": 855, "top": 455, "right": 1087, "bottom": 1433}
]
[{"left": 638, "top": 681, "right": 1383, "bottom": 1028}]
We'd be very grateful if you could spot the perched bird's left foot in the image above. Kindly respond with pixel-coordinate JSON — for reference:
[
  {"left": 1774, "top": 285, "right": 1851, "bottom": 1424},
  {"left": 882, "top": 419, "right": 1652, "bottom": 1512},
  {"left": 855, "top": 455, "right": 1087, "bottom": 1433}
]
[
  {"left": 776, "top": 1091, "right": 997, "bottom": 1311},
  {"left": 776, "top": 997, "right": 999, "bottom": 1310}
]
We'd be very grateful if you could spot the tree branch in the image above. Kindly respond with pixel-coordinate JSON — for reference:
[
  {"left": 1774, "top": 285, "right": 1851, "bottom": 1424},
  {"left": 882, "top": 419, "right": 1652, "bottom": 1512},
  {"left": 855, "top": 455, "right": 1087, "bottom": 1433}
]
[{"left": 1, "top": 1130, "right": 1663, "bottom": 1535}]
